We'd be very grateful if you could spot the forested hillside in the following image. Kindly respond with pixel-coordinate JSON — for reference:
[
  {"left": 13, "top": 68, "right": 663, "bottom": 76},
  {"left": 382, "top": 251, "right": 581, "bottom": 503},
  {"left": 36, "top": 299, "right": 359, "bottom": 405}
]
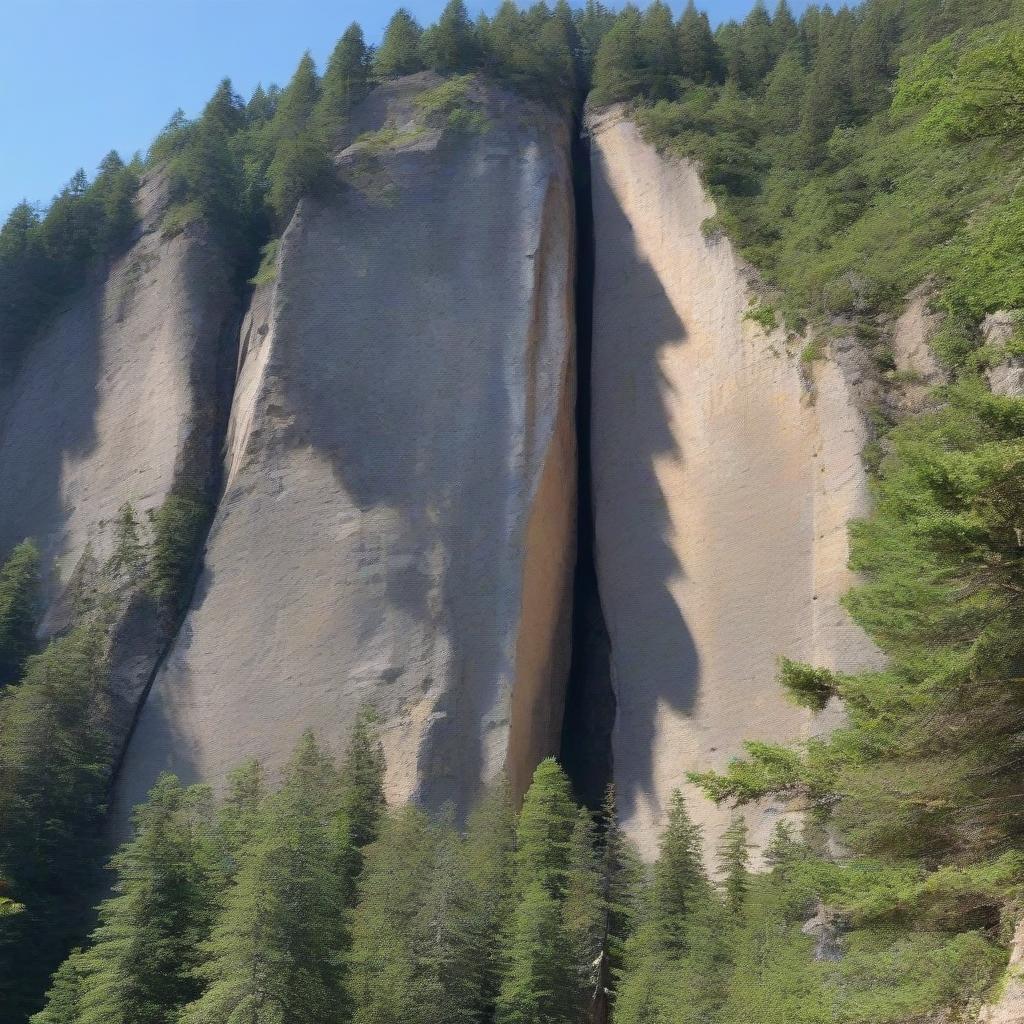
[{"left": 3, "top": 0, "right": 1024, "bottom": 1021}]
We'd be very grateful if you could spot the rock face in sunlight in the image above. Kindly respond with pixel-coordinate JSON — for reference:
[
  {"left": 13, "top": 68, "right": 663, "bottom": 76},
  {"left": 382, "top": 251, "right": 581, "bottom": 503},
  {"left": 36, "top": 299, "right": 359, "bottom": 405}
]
[
  {"left": 115, "top": 74, "right": 576, "bottom": 824},
  {"left": 0, "top": 174, "right": 237, "bottom": 741},
  {"left": 587, "top": 105, "right": 882, "bottom": 862}
]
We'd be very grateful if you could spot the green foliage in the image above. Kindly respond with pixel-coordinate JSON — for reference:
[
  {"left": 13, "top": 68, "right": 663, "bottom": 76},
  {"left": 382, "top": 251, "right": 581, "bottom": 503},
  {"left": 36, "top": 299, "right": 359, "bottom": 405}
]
[
  {"left": 413, "top": 76, "right": 490, "bottom": 133},
  {"left": 717, "top": 815, "right": 751, "bottom": 914},
  {"left": 742, "top": 302, "right": 778, "bottom": 332},
  {"left": 75, "top": 776, "right": 218, "bottom": 1024},
  {"left": 249, "top": 237, "right": 280, "bottom": 286},
  {"left": 338, "top": 705, "right": 386, "bottom": 852},
  {"left": 420, "top": 0, "right": 482, "bottom": 74},
  {"left": 180, "top": 732, "right": 350, "bottom": 1024},
  {"left": 313, "top": 23, "right": 371, "bottom": 142},
  {"left": 375, "top": 9, "right": 426, "bottom": 78},
  {"left": 0, "top": 540, "right": 41, "bottom": 687},
  {"left": 146, "top": 491, "right": 209, "bottom": 615},
  {"left": 0, "top": 626, "right": 111, "bottom": 1021}
]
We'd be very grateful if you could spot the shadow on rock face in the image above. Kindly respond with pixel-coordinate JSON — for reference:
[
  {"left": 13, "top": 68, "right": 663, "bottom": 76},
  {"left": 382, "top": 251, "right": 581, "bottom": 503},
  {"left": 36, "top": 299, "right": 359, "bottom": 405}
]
[{"left": 588, "top": 130, "right": 700, "bottom": 828}]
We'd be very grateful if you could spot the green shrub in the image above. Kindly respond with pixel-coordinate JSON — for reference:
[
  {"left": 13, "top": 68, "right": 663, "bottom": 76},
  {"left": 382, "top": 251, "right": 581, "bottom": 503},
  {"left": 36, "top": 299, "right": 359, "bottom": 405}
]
[{"left": 147, "top": 492, "right": 210, "bottom": 614}]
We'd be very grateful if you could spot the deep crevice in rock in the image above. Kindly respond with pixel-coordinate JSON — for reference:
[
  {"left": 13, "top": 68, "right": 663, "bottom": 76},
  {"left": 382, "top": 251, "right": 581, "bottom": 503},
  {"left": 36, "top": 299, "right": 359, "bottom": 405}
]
[{"left": 560, "top": 115, "right": 616, "bottom": 811}]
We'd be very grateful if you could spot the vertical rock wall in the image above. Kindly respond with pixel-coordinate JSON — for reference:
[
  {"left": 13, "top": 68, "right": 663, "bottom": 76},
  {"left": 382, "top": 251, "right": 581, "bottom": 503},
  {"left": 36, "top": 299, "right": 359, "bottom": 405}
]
[
  {"left": 116, "top": 75, "right": 576, "bottom": 821},
  {"left": 0, "top": 176, "right": 237, "bottom": 738},
  {"left": 588, "top": 106, "right": 882, "bottom": 861}
]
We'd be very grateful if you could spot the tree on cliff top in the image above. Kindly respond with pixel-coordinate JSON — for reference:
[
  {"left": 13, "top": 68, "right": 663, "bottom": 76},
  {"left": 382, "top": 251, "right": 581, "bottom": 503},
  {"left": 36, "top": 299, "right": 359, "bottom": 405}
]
[
  {"left": 421, "top": 0, "right": 482, "bottom": 74},
  {"left": 0, "top": 540, "right": 40, "bottom": 688},
  {"left": 374, "top": 9, "right": 426, "bottom": 78},
  {"left": 313, "top": 23, "right": 371, "bottom": 141}
]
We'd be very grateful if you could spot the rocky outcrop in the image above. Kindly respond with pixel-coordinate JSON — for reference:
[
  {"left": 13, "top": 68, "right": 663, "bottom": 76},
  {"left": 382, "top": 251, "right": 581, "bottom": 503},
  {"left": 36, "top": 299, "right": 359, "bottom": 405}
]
[
  {"left": 0, "top": 175, "right": 237, "bottom": 739},
  {"left": 587, "top": 105, "right": 882, "bottom": 861},
  {"left": 980, "top": 920, "right": 1024, "bottom": 1023},
  {"left": 983, "top": 311, "right": 1024, "bottom": 398},
  {"left": 889, "top": 283, "right": 946, "bottom": 414},
  {"left": 116, "top": 74, "right": 576, "bottom": 822}
]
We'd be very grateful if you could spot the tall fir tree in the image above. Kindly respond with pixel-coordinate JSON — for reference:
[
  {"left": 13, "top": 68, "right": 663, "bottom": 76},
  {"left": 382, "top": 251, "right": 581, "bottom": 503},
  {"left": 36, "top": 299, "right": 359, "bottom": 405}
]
[
  {"left": 677, "top": 0, "right": 720, "bottom": 85},
  {"left": 179, "top": 733, "right": 349, "bottom": 1024},
  {"left": 314, "top": 23, "right": 371, "bottom": 142},
  {"left": 421, "top": 0, "right": 482, "bottom": 74},
  {"left": 374, "top": 9, "right": 426, "bottom": 78},
  {"left": 72, "top": 776, "right": 218, "bottom": 1024},
  {"left": 0, "top": 539, "right": 40, "bottom": 687},
  {"left": 717, "top": 814, "right": 751, "bottom": 915},
  {"left": 514, "top": 758, "right": 578, "bottom": 898}
]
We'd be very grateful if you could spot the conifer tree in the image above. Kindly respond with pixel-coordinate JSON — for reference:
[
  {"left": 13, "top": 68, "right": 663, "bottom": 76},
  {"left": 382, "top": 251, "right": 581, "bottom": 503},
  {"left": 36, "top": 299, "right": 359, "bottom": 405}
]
[
  {"left": 107, "top": 502, "right": 145, "bottom": 580},
  {"left": 563, "top": 807, "right": 605, "bottom": 1017},
  {"left": 575, "top": 0, "right": 617, "bottom": 73},
  {"left": 245, "top": 84, "right": 276, "bottom": 125},
  {"left": 349, "top": 805, "right": 482, "bottom": 1024},
  {"left": 0, "top": 625, "right": 110, "bottom": 1020},
  {"left": 597, "top": 786, "right": 642, "bottom": 984},
  {"left": 0, "top": 539, "right": 40, "bottom": 687},
  {"left": 374, "top": 9, "right": 426, "bottom": 79},
  {"left": 718, "top": 814, "right": 751, "bottom": 914},
  {"left": 495, "top": 881, "right": 577, "bottom": 1024},
  {"left": 214, "top": 758, "right": 264, "bottom": 882},
  {"left": 462, "top": 782, "right": 517, "bottom": 1020},
  {"left": 650, "top": 789, "right": 707, "bottom": 942},
  {"left": 179, "top": 733, "right": 348, "bottom": 1024},
  {"left": 200, "top": 78, "right": 246, "bottom": 136},
  {"left": 590, "top": 7, "right": 645, "bottom": 108},
  {"left": 514, "top": 758, "right": 578, "bottom": 898},
  {"left": 73, "top": 776, "right": 218, "bottom": 1024},
  {"left": 741, "top": 0, "right": 777, "bottom": 88},
  {"left": 339, "top": 705, "right": 386, "bottom": 851},
  {"left": 677, "top": 0, "right": 720, "bottom": 85},
  {"left": 639, "top": 1, "right": 682, "bottom": 101},
  {"left": 314, "top": 23, "right": 370, "bottom": 141},
  {"left": 271, "top": 51, "right": 321, "bottom": 142},
  {"left": 772, "top": 0, "right": 800, "bottom": 56},
  {"left": 421, "top": 0, "right": 482, "bottom": 74},
  {"left": 30, "top": 950, "right": 85, "bottom": 1024}
]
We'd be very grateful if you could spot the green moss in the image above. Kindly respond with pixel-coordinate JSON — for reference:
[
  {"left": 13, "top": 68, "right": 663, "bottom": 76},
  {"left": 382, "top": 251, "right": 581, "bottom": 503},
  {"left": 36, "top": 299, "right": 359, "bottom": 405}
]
[
  {"left": 160, "top": 199, "right": 203, "bottom": 238},
  {"left": 249, "top": 238, "right": 280, "bottom": 286},
  {"left": 742, "top": 303, "right": 778, "bottom": 333},
  {"left": 800, "top": 338, "right": 825, "bottom": 364}
]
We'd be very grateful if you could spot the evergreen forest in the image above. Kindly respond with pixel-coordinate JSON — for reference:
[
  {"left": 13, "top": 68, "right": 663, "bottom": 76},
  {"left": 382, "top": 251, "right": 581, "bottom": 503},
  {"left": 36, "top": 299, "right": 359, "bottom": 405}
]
[{"left": 4, "top": 0, "right": 1024, "bottom": 1021}]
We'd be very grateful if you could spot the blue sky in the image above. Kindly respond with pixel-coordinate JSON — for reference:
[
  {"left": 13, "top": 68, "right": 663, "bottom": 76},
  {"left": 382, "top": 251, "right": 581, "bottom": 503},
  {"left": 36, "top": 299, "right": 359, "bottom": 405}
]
[{"left": 1, "top": 0, "right": 809, "bottom": 220}]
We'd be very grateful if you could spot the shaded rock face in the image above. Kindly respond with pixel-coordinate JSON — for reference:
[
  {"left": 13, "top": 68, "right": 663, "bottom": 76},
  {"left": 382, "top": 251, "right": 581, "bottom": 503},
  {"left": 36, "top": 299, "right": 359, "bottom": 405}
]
[
  {"left": 0, "top": 176, "right": 237, "bottom": 738},
  {"left": 116, "top": 75, "right": 576, "bottom": 822},
  {"left": 587, "top": 106, "right": 882, "bottom": 861},
  {"left": 984, "top": 311, "right": 1024, "bottom": 398}
]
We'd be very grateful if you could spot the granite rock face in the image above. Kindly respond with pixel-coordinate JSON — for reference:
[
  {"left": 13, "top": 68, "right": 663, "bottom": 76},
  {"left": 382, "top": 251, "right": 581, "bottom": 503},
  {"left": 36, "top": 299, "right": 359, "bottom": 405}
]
[
  {"left": 587, "top": 105, "right": 882, "bottom": 861},
  {"left": 0, "top": 174, "right": 237, "bottom": 740},
  {"left": 116, "top": 74, "right": 576, "bottom": 822}
]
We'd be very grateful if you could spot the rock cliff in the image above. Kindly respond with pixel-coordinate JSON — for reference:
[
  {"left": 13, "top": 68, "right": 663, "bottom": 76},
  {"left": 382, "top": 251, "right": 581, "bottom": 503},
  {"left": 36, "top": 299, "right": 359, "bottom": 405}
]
[
  {"left": 0, "top": 174, "right": 237, "bottom": 741},
  {"left": 116, "top": 74, "right": 576, "bottom": 820},
  {"left": 587, "top": 105, "right": 882, "bottom": 861}
]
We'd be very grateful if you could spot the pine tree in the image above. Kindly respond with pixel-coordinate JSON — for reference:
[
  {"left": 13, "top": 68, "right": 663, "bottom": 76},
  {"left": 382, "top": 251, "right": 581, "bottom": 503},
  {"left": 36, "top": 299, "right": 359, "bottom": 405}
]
[
  {"left": 597, "top": 786, "right": 642, "bottom": 986},
  {"left": 563, "top": 807, "right": 604, "bottom": 1017},
  {"left": 374, "top": 9, "right": 426, "bottom": 79},
  {"left": 741, "top": 0, "right": 777, "bottom": 88},
  {"left": 421, "top": 0, "right": 482, "bottom": 74},
  {"left": 0, "top": 625, "right": 110, "bottom": 1020},
  {"left": 677, "top": 0, "right": 720, "bottom": 85},
  {"left": 650, "top": 789, "right": 707, "bottom": 941},
  {"left": 762, "top": 49, "right": 807, "bottom": 135},
  {"left": 339, "top": 705, "right": 386, "bottom": 851},
  {"left": 180, "top": 733, "right": 349, "bottom": 1024},
  {"left": 772, "top": 0, "right": 800, "bottom": 55},
  {"left": 215, "top": 758, "right": 264, "bottom": 883},
  {"left": 495, "top": 881, "right": 577, "bottom": 1024},
  {"left": 462, "top": 782, "right": 517, "bottom": 1021},
  {"left": 350, "top": 805, "right": 481, "bottom": 1024},
  {"left": 718, "top": 814, "right": 751, "bottom": 914},
  {"left": 0, "top": 539, "right": 40, "bottom": 687},
  {"left": 639, "top": 1, "right": 682, "bottom": 101},
  {"left": 314, "top": 23, "right": 370, "bottom": 142},
  {"left": 201, "top": 78, "right": 246, "bottom": 136},
  {"left": 575, "top": 0, "right": 617, "bottom": 75},
  {"left": 590, "top": 6, "right": 645, "bottom": 107},
  {"left": 271, "top": 51, "right": 321, "bottom": 143},
  {"left": 514, "top": 758, "right": 578, "bottom": 898},
  {"left": 30, "top": 950, "right": 85, "bottom": 1024},
  {"left": 73, "top": 776, "right": 218, "bottom": 1024}
]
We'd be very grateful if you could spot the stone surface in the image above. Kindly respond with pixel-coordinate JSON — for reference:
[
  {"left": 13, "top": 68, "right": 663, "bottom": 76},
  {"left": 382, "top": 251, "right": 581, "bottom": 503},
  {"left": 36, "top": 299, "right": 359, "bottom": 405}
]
[
  {"left": 890, "top": 283, "right": 946, "bottom": 414},
  {"left": 0, "top": 175, "right": 237, "bottom": 737},
  {"left": 588, "top": 105, "right": 882, "bottom": 862},
  {"left": 116, "top": 74, "right": 576, "bottom": 823},
  {"left": 980, "top": 920, "right": 1024, "bottom": 1023},
  {"left": 983, "top": 310, "right": 1024, "bottom": 398}
]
